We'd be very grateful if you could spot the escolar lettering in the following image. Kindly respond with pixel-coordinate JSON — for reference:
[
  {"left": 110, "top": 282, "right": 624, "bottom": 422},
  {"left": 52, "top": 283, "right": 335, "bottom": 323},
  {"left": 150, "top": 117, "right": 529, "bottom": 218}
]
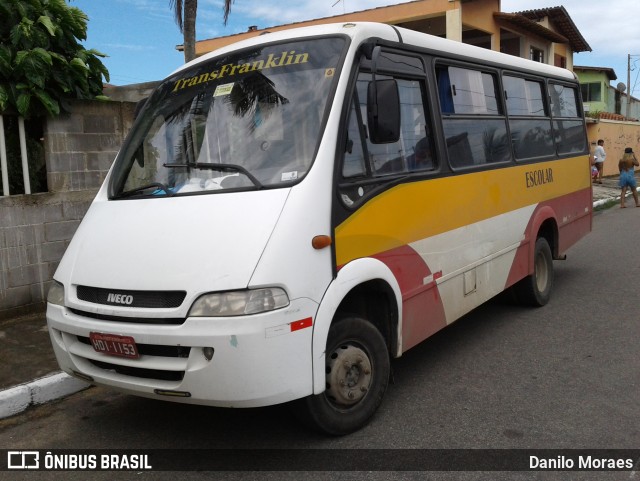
[{"left": 525, "top": 168, "right": 554, "bottom": 188}]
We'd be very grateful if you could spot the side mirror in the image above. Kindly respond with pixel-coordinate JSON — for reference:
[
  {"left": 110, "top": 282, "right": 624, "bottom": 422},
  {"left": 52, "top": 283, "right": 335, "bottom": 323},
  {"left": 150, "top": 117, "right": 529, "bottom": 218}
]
[{"left": 367, "top": 79, "right": 400, "bottom": 143}]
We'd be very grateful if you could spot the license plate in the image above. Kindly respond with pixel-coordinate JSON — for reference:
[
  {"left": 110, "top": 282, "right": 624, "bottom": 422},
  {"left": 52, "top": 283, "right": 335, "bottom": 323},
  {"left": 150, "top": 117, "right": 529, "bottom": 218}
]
[{"left": 89, "top": 332, "right": 139, "bottom": 359}]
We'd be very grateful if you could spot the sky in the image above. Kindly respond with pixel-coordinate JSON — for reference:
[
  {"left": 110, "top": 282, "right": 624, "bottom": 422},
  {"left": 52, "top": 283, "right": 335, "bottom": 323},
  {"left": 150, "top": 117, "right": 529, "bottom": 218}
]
[{"left": 70, "top": 0, "right": 640, "bottom": 95}]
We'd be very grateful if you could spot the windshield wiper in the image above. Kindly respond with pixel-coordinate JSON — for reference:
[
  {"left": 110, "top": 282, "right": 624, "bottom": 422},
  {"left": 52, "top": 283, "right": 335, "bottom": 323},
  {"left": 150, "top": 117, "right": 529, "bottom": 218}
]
[
  {"left": 116, "top": 182, "right": 174, "bottom": 199},
  {"left": 163, "top": 162, "right": 263, "bottom": 189}
]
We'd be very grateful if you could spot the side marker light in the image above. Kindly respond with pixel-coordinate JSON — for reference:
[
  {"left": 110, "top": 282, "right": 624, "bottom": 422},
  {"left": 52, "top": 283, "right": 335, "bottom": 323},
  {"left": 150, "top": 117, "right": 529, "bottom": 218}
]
[{"left": 312, "top": 235, "right": 332, "bottom": 250}]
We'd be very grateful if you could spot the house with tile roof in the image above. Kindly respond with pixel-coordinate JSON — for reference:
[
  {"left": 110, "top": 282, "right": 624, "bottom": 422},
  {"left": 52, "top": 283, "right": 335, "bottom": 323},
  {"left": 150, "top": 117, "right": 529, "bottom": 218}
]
[
  {"left": 573, "top": 66, "right": 640, "bottom": 121},
  {"left": 190, "top": 0, "right": 590, "bottom": 73}
]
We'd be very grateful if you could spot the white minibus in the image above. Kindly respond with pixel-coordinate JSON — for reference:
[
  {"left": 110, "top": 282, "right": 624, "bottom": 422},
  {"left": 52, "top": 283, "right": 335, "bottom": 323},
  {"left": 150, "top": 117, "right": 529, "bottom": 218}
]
[{"left": 47, "top": 22, "right": 591, "bottom": 435}]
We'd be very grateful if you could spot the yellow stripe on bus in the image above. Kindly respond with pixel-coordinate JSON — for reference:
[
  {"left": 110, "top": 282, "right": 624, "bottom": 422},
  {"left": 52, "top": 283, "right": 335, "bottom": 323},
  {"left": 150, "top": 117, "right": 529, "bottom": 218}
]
[{"left": 335, "top": 155, "right": 590, "bottom": 266}]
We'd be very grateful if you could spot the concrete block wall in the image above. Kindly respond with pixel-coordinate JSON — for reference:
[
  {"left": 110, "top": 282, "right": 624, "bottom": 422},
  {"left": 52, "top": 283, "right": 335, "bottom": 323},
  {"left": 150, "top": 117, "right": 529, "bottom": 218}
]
[
  {"left": 0, "top": 100, "right": 136, "bottom": 320},
  {"left": 45, "top": 100, "right": 136, "bottom": 193},
  {"left": 0, "top": 191, "right": 95, "bottom": 320}
]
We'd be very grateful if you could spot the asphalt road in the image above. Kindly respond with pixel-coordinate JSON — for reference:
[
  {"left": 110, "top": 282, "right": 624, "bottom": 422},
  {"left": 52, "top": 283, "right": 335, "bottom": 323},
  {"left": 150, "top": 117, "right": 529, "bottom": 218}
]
[{"left": 1, "top": 205, "right": 639, "bottom": 481}]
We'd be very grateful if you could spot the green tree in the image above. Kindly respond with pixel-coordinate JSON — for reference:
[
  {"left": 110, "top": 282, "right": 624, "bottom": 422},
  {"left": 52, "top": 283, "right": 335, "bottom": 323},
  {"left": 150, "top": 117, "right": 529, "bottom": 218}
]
[
  {"left": 0, "top": 0, "right": 109, "bottom": 119},
  {"left": 171, "top": 0, "right": 234, "bottom": 63}
]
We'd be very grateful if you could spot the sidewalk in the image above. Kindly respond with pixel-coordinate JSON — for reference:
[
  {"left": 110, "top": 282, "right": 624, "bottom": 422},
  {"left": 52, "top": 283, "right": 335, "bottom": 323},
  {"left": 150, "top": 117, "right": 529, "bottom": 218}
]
[
  {"left": 0, "top": 312, "right": 89, "bottom": 419},
  {"left": 0, "top": 178, "right": 633, "bottom": 419},
  {"left": 591, "top": 176, "right": 626, "bottom": 207}
]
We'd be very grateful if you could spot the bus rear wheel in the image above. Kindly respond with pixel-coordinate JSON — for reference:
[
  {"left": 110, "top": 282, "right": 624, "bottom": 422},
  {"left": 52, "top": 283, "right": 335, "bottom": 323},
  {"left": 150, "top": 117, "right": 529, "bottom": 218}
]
[
  {"left": 514, "top": 236, "right": 553, "bottom": 307},
  {"left": 293, "top": 316, "right": 390, "bottom": 435}
]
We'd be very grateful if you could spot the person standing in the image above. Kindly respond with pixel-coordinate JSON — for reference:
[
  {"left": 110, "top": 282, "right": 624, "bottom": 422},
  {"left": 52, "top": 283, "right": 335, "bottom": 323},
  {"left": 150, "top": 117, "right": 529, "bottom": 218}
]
[
  {"left": 593, "top": 139, "right": 606, "bottom": 184},
  {"left": 618, "top": 147, "right": 639, "bottom": 208}
]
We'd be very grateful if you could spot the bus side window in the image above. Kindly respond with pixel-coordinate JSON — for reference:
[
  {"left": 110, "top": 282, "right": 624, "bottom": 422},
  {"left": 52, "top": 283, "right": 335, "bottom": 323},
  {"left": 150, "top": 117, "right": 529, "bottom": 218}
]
[
  {"left": 503, "top": 75, "right": 554, "bottom": 160},
  {"left": 548, "top": 83, "right": 586, "bottom": 154},
  {"left": 338, "top": 66, "right": 436, "bottom": 207},
  {"left": 356, "top": 73, "right": 434, "bottom": 176},
  {"left": 436, "top": 64, "right": 510, "bottom": 168}
]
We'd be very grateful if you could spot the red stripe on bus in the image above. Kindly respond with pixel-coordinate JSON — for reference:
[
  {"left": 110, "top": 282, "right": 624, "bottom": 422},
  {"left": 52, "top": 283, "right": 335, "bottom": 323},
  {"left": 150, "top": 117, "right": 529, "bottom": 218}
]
[
  {"left": 291, "top": 317, "right": 313, "bottom": 332},
  {"left": 373, "top": 245, "right": 447, "bottom": 352},
  {"left": 505, "top": 187, "right": 592, "bottom": 289}
]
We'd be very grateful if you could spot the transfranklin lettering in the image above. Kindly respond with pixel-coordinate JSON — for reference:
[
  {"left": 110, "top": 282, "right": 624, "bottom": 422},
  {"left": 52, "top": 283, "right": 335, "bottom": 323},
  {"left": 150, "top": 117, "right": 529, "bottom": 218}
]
[
  {"left": 171, "top": 51, "right": 310, "bottom": 93},
  {"left": 525, "top": 168, "right": 554, "bottom": 188}
]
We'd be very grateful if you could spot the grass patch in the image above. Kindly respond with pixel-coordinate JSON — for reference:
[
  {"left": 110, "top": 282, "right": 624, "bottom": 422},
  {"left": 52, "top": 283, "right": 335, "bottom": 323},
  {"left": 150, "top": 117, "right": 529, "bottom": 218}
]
[{"left": 594, "top": 198, "right": 619, "bottom": 212}]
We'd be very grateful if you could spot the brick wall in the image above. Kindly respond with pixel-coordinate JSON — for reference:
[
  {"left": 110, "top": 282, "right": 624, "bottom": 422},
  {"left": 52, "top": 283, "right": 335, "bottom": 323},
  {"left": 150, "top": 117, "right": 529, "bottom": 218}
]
[{"left": 0, "top": 100, "right": 136, "bottom": 320}]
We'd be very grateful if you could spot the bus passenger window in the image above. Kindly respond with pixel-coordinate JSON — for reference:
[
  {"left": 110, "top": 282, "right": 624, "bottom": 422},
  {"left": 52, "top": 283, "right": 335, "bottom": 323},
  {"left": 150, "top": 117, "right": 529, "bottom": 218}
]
[
  {"left": 548, "top": 83, "right": 579, "bottom": 117},
  {"left": 548, "top": 83, "right": 585, "bottom": 154},
  {"left": 503, "top": 75, "right": 554, "bottom": 160},
  {"left": 437, "top": 64, "right": 510, "bottom": 168},
  {"left": 436, "top": 66, "right": 499, "bottom": 115}
]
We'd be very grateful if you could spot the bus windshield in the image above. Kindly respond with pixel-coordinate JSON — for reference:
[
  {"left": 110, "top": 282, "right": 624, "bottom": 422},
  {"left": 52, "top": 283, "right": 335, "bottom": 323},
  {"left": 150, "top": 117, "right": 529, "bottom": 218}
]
[{"left": 110, "top": 37, "right": 345, "bottom": 199}]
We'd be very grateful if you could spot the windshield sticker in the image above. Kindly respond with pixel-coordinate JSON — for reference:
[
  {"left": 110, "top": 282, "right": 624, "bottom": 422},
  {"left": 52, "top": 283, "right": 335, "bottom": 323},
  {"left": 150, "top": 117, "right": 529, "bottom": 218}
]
[
  {"left": 213, "top": 83, "right": 234, "bottom": 97},
  {"left": 325, "top": 68, "right": 335, "bottom": 78},
  {"left": 281, "top": 171, "right": 298, "bottom": 182},
  {"left": 172, "top": 51, "right": 311, "bottom": 93}
]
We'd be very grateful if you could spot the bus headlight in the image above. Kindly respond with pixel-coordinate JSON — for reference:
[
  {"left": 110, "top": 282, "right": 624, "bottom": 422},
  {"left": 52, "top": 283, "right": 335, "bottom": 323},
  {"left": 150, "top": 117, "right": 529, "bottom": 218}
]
[
  {"left": 188, "top": 288, "right": 289, "bottom": 317},
  {"left": 47, "top": 280, "right": 65, "bottom": 307}
]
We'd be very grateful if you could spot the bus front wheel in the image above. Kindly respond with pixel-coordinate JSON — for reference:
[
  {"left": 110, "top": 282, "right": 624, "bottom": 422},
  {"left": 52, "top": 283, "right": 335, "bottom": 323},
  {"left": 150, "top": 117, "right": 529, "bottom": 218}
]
[
  {"left": 514, "top": 236, "right": 553, "bottom": 307},
  {"left": 293, "top": 316, "right": 390, "bottom": 435}
]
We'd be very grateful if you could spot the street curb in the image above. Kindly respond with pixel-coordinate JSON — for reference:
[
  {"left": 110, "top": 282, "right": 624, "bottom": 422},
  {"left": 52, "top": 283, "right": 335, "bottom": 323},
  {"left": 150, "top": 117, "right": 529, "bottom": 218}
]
[
  {"left": 593, "top": 197, "right": 614, "bottom": 208},
  {"left": 0, "top": 372, "right": 90, "bottom": 420},
  {"left": 594, "top": 186, "right": 640, "bottom": 208}
]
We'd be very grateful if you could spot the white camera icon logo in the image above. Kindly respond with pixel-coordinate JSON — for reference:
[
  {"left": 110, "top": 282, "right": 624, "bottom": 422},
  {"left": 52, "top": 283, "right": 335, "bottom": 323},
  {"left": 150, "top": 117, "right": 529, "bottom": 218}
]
[{"left": 7, "top": 451, "right": 40, "bottom": 469}]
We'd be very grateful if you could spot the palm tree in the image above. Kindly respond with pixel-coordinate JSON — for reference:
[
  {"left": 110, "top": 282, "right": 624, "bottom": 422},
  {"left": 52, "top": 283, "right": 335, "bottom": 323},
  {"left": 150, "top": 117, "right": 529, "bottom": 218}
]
[
  {"left": 223, "top": 0, "right": 234, "bottom": 25},
  {"left": 170, "top": 0, "right": 234, "bottom": 63},
  {"left": 170, "top": 0, "right": 197, "bottom": 63}
]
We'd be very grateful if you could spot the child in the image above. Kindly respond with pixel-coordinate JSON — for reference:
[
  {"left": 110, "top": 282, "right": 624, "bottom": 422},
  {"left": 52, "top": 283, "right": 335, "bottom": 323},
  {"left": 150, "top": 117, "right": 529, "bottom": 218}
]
[{"left": 593, "top": 139, "right": 606, "bottom": 184}]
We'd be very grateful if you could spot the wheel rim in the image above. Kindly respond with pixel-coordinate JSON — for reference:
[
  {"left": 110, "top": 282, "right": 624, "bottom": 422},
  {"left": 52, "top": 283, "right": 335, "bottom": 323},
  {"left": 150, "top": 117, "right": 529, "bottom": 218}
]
[
  {"left": 325, "top": 343, "right": 372, "bottom": 407},
  {"left": 535, "top": 250, "right": 549, "bottom": 292}
]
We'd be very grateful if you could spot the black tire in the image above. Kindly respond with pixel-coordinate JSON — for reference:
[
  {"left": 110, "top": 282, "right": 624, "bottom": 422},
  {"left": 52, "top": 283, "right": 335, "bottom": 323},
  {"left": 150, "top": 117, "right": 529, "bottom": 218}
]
[
  {"left": 513, "top": 236, "right": 554, "bottom": 307},
  {"left": 292, "top": 317, "right": 390, "bottom": 436}
]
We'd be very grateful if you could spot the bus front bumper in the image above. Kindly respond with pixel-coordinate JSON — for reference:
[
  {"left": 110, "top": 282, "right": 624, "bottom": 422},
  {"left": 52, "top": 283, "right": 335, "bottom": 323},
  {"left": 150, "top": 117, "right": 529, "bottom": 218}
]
[{"left": 46, "top": 299, "right": 317, "bottom": 408}]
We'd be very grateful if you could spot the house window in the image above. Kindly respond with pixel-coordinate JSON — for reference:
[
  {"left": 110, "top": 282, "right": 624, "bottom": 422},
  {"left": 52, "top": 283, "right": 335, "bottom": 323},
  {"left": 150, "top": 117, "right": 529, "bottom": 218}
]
[
  {"left": 580, "top": 82, "right": 602, "bottom": 102},
  {"left": 530, "top": 47, "right": 544, "bottom": 63},
  {"left": 554, "top": 54, "right": 566, "bottom": 68}
]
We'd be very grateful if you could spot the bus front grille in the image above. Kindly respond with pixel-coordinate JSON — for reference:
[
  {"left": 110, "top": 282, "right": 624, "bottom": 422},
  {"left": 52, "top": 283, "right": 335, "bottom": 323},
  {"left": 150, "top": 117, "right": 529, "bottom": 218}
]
[
  {"left": 68, "top": 308, "right": 186, "bottom": 325},
  {"left": 76, "top": 285, "right": 186, "bottom": 309}
]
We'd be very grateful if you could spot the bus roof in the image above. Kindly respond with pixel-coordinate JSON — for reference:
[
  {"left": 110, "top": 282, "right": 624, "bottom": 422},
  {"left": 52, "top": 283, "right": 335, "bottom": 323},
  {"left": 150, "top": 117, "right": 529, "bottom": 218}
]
[{"left": 172, "top": 22, "right": 576, "bottom": 81}]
